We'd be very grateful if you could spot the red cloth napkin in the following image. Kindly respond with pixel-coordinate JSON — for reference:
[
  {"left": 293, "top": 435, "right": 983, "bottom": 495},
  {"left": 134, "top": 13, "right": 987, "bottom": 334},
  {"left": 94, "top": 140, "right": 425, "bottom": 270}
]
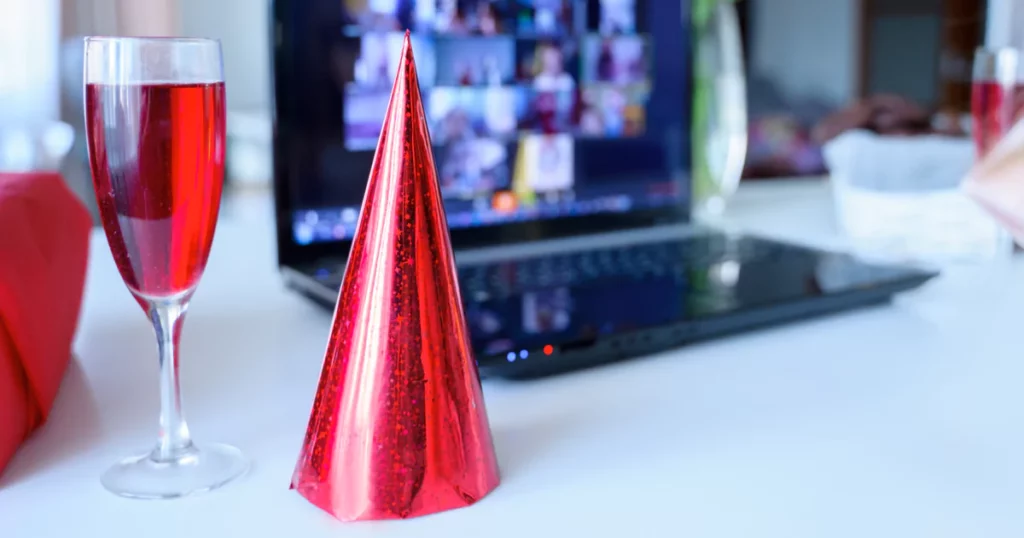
[{"left": 0, "top": 172, "right": 91, "bottom": 477}]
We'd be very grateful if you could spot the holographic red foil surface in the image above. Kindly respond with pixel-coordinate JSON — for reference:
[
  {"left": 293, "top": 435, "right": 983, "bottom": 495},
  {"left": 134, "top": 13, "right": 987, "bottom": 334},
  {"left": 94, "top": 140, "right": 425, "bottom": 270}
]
[{"left": 291, "top": 32, "right": 500, "bottom": 521}]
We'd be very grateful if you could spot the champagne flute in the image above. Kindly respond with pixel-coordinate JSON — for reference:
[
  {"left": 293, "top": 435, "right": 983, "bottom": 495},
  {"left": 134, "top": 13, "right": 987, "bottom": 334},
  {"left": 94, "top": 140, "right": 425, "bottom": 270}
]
[
  {"left": 972, "top": 47, "right": 1023, "bottom": 158},
  {"left": 84, "top": 36, "right": 247, "bottom": 499},
  {"left": 693, "top": 0, "right": 748, "bottom": 220}
]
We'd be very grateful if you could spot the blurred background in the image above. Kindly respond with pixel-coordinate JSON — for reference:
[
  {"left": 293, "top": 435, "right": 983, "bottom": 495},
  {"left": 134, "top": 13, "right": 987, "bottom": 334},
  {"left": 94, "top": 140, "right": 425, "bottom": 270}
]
[{"left": 3, "top": 0, "right": 1022, "bottom": 220}]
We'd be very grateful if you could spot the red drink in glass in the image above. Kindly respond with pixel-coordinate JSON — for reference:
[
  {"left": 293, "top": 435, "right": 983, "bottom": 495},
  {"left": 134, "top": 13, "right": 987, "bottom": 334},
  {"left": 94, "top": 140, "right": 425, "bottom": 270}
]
[
  {"left": 971, "top": 48, "right": 1024, "bottom": 158},
  {"left": 85, "top": 82, "right": 226, "bottom": 299},
  {"left": 971, "top": 80, "right": 1024, "bottom": 157}
]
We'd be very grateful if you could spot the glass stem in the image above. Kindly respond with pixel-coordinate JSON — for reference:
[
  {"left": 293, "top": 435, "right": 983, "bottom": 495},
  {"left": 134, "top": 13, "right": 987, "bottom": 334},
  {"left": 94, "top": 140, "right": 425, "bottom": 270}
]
[{"left": 148, "top": 298, "right": 194, "bottom": 462}]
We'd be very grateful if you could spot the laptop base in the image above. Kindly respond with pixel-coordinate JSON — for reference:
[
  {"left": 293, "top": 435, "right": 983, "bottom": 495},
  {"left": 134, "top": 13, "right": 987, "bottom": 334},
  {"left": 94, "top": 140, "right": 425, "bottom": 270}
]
[{"left": 283, "top": 230, "right": 935, "bottom": 379}]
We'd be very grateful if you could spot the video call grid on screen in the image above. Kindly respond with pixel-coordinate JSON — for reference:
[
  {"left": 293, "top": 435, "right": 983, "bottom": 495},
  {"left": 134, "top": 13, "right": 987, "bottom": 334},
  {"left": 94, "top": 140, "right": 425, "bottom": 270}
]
[
  {"left": 343, "top": 0, "right": 652, "bottom": 200},
  {"left": 285, "top": 0, "right": 689, "bottom": 244}
]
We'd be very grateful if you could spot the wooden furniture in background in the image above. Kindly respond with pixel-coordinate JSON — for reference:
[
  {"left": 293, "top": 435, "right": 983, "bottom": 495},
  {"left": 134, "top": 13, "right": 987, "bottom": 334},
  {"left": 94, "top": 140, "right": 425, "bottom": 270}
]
[
  {"left": 857, "top": 0, "right": 986, "bottom": 113},
  {"left": 939, "top": 0, "right": 986, "bottom": 112}
]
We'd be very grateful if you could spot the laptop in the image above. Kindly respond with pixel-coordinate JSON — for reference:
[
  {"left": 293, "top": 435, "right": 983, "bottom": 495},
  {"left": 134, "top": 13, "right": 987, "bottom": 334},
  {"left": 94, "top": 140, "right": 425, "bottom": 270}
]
[{"left": 270, "top": 0, "right": 935, "bottom": 379}]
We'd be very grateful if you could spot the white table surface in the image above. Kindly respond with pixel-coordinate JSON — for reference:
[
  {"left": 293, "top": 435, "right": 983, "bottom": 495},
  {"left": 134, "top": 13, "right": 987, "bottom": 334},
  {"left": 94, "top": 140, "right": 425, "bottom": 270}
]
[{"left": 4, "top": 178, "right": 1024, "bottom": 537}]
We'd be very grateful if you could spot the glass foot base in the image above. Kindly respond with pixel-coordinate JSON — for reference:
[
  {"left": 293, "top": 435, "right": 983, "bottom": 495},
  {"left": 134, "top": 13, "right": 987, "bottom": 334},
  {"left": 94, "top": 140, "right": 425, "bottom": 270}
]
[
  {"left": 101, "top": 443, "right": 248, "bottom": 500},
  {"left": 694, "top": 195, "right": 730, "bottom": 223}
]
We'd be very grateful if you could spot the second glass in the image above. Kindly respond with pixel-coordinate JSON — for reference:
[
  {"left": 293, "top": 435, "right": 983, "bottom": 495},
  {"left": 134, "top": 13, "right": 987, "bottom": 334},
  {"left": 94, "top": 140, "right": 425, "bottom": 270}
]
[
  {"left": 972, "top": 46, "right": 1023, "bottom": 158},
  {"left": 693, "top": 0, "right": 748, "bottom": 220},
  {"left": 83, "top": 36, "right": 248, "bottom": 499}
]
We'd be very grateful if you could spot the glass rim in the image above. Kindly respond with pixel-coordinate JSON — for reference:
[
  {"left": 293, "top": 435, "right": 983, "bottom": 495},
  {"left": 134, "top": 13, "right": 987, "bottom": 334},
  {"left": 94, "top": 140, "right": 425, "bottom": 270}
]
[
  {"left": 974, "top": 46, "right": 1022, "bottom": 83},
  {"left": 84, "top": 36, "right": 220, "bottom": 45},
  {"left": 975, "top": 45, "right": 1021, "bottom": 57}
]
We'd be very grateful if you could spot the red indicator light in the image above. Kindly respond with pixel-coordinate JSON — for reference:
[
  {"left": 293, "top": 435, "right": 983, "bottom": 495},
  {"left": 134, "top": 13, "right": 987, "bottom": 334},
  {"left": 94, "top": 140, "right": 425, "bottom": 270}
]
[{"left": 543, "top": 345, "right": 553, "bottom": 355}]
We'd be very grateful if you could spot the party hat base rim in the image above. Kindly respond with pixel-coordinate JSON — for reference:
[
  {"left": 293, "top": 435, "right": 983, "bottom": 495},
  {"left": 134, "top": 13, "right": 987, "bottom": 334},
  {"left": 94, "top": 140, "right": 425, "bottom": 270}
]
[{"left": 292, "top": 478, "right": 500, "bottom": 521}]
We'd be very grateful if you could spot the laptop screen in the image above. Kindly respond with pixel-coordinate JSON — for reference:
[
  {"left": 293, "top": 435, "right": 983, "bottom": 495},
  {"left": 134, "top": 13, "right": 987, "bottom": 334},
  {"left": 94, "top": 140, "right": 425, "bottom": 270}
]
[{"left": 276, "top": 0, "right": 690, "bottom": 246}]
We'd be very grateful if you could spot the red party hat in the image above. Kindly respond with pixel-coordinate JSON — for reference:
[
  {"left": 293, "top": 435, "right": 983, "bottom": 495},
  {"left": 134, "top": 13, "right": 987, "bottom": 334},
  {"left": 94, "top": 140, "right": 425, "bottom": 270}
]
[{"left": 290, "top": 32, "right": 500, "bottom": 521}]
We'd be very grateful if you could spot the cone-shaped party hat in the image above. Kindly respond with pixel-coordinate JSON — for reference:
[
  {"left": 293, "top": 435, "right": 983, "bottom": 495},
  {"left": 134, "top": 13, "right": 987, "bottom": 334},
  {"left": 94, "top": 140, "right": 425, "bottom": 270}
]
[{"left": 290, "top": 32, "right": 500, "bottom": 521}]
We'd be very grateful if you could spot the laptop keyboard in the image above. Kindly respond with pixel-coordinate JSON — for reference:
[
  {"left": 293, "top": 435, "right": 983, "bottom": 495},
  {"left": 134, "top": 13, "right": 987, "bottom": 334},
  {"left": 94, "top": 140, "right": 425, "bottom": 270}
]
[
  {"left": 458, "top": 234, "right": 794, "bottom": 298},
  {"left": 313, "top": 233, "right": 800, "bottom": 299}
]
